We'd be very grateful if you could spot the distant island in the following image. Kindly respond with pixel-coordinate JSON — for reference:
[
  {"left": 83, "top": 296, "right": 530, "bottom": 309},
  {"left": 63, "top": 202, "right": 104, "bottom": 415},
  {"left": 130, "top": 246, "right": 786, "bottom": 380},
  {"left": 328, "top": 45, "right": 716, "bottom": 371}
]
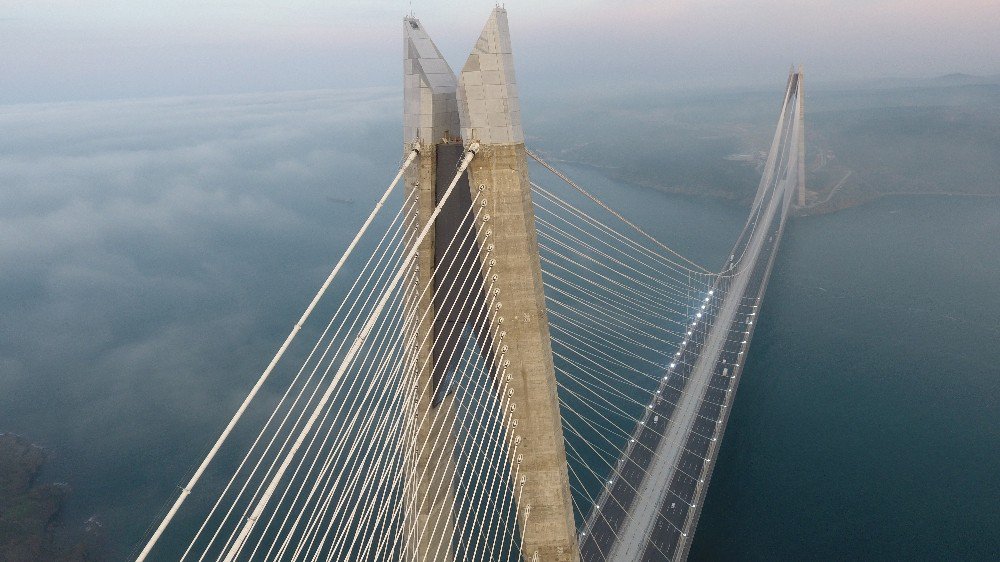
[{"left": 0, "top": 433, "right": 104, "bottom": 561}]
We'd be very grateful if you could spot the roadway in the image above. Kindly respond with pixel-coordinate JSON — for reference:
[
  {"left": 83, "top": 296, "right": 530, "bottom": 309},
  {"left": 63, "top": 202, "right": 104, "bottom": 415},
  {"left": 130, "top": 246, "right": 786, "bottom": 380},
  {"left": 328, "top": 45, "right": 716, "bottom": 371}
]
[{"left": 579, "top": 172, "right": 793, "bottom": 561}]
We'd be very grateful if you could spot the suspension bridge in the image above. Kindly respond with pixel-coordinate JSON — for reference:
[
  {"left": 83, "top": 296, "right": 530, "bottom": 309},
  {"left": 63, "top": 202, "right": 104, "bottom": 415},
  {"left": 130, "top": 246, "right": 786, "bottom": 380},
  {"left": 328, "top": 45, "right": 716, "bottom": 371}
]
[{"left": 135, "top": 8, "right": 805, "bottom": 561}]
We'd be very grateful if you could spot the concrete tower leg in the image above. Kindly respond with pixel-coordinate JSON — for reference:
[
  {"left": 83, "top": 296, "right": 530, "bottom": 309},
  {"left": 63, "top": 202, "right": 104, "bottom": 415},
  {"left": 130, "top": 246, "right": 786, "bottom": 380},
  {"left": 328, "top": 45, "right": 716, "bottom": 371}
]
[
  {"left": 458, "top": 8, "right": 579, "bottom": 561},
  {"left": 403, "top": 144, "right": 455, "bottom": 561},
  {"left": 401, "top": 140, "right": 459, "bottom": 562},
  {"left": 466, "top": 146, "right": 579, "bottom": 561},
  {"left": 401, "top": 9, "right": 579, "bottom": 560},
  {"left": 401, "top": 16, "right": 463, "bottom": 562}
]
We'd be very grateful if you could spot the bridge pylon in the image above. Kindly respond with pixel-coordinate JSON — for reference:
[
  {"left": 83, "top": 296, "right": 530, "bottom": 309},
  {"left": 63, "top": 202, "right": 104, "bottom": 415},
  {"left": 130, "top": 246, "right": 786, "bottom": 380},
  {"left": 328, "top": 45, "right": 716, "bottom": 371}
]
[
  {"left": 400, "top": 8, "right": 578, "bottom": 562},
  {"left": 458, "top": 9, "right": 578, "bottom": 561},
  {"left": 400, "top": 15, "right": 464, "bottom": 561},
  {"left": 795, "top": 66, "right": 806, "bottom": 207}
]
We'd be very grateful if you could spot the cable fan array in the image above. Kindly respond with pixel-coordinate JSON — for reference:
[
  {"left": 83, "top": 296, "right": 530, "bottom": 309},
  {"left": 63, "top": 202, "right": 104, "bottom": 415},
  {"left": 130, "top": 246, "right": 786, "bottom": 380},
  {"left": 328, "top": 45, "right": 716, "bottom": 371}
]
[
  {"left": 527, "top": 69, "right": 802, "bottom": 560},
  {"left": 528, "top": 180, "right": 713, "bottom": 528},
  {"left": 138, "top": 144, "right": 528, "bottom": 561},
  {"left": 135, "top": 128, "right": 797, "bottom": 560}
]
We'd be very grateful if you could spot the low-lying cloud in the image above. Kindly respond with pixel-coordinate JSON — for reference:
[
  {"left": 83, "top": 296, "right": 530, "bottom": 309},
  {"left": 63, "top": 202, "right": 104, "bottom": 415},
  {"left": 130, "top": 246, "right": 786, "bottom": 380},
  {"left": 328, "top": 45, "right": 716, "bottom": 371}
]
[{"left": 0, "top": 89, "right": 404, "bottom": 555}]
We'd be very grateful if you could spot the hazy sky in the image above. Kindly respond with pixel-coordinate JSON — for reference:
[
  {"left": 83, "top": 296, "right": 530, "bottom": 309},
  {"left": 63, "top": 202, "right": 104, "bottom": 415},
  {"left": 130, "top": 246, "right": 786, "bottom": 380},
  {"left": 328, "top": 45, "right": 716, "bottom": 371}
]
[
  {"left": 2, "top": 0, "right": 999, "bottom": 103},
  {"left": 2, "top": 0, "right": 999, "bottom": 104}
]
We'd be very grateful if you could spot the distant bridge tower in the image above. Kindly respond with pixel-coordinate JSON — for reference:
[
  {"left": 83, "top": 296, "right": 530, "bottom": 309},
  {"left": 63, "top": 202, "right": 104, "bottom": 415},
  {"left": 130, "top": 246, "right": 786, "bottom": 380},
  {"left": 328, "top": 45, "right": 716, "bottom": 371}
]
[
  {"left": 795, "top": 66, "right": 806, "bottom": 207},
  {"left": 401, "top": 8, "right": 578, "bottom": 561}
]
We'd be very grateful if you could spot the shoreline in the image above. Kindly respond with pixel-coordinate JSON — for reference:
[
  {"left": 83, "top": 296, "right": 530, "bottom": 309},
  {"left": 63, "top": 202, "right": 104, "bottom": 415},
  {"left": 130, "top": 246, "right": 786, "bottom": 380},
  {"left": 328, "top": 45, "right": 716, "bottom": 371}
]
[
  {"left": 532, "top": 152, "right": 1000, "bottom": 218},
  {"left": 0, "top": 432, "right": 105, "bottom": 561},
  {"left": 792, "top": 190, "right": 1000, "bottom": 217}
]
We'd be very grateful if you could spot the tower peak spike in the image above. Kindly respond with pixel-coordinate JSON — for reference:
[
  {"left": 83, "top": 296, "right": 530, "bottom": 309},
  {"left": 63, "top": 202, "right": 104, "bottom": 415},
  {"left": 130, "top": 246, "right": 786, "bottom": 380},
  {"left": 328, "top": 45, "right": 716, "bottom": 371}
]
[
  {"left": 457, "top": 7, "right": 523, "bottom": 145},
  {"left": 403, "top": 16, "right": 460, "bottom": 143}
]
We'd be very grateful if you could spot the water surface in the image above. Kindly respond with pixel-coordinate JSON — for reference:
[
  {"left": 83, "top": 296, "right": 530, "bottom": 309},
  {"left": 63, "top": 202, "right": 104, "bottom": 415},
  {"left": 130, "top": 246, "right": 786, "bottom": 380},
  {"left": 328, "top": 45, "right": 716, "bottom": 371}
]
[
  {"left": 691, "top": 196, "right": 1000, "bottom": 560},
  {"left": 1, "top": 93, "right": 997, "bottom": 560}
]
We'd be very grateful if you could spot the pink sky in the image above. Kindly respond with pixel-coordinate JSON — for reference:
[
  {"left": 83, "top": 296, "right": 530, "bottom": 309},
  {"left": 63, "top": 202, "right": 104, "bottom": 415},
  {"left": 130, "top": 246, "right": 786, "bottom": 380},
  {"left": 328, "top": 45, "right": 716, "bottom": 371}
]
[{"left": 2, "top": 0, "right": 998, "bottom": 102}]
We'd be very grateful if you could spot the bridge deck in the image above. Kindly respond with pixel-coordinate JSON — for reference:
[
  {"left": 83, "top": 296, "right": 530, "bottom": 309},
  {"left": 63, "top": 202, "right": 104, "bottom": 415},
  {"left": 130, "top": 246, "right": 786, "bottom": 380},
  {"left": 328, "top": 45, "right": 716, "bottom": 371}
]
[{"left": 580, "top": 170, "right": 793, "bottom": 560}]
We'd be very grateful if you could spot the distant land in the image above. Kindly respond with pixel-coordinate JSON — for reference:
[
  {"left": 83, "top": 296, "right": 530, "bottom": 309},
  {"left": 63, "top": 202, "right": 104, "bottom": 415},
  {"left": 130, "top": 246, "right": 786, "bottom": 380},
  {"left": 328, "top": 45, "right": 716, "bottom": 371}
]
[
  {"left": 528, "top": 74, "right": 1000, "bottom": 216},
  {"left": 0, "top": 434, "right": 103, "bottom": 561}
]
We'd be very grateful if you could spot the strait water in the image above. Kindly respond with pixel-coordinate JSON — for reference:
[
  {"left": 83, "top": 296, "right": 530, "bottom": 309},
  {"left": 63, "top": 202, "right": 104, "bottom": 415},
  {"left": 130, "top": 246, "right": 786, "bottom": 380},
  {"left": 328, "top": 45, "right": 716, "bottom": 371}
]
[
  {"left": 691, "top": 195, "right": 1000, "bottom": 560},
  {"left": 1, "top": 93, "right": 997, "bottom": 560}
]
